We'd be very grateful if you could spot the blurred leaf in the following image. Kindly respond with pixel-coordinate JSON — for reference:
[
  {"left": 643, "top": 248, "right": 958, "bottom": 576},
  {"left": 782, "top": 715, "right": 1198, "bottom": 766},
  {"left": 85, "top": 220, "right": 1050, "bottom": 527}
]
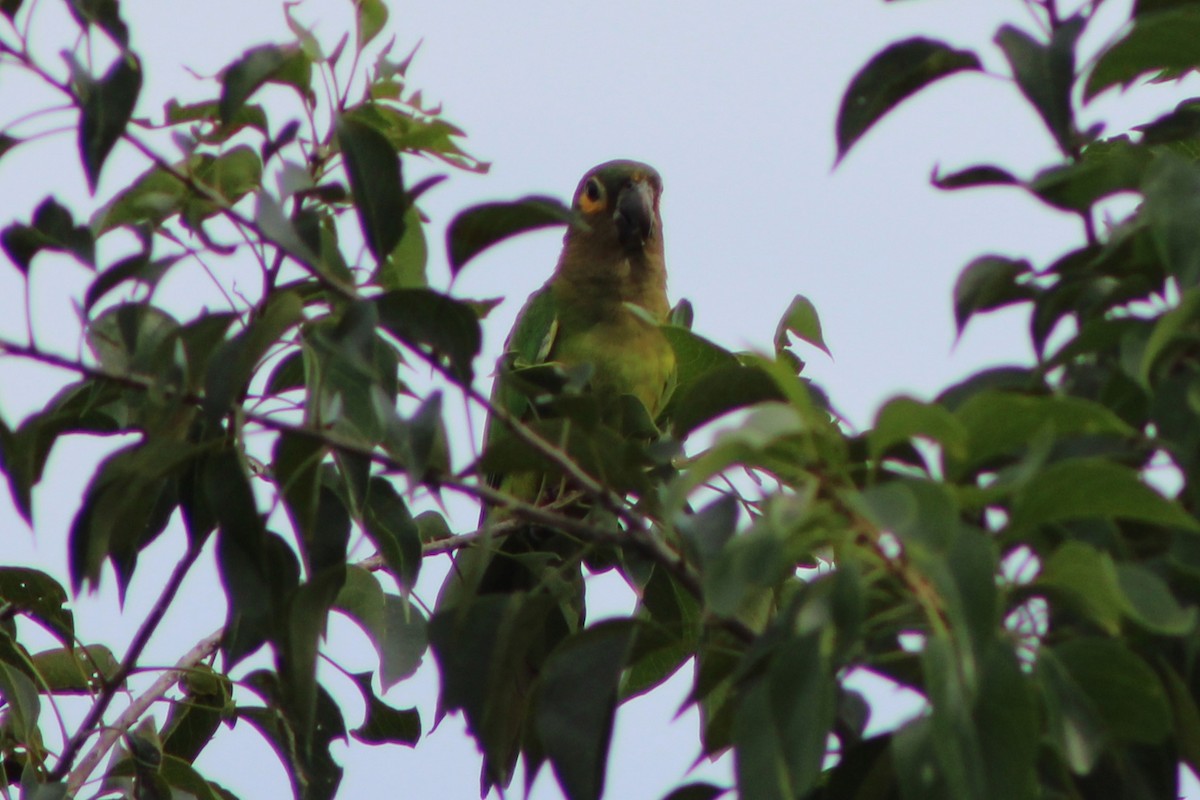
[
  {"left": 995, "top": 18, "right": 1083, "bottom": 152},
  {"left": 1115, "top": 563, "right": 1196, "bottom": 635},
  {"left": 335, "top": 568, "right": 427, "bottom": 689},
  {"left": 30, "top": 645, "right": 119, "bottom": 693},
  {"left": 1030, "top": 136, "right": 1151, "bottom": 212},
  {"left": 0, "top": 663, "right": 39, "bottom": 741},
  {"left": 84, "top": 252, "right": 179, "bottom": 312},
  {"left": 1054, "top": 638, "right": 1171, "bottom": 744},
  {"left": 953, "top": 255, "right": 1035, "bottom": 335},
  {"left": 220, "top": 45, "right": 310, "bottom": 123},
  {"left": 337, "top": 114, "right": 406, "bottom": 263},
  {"left": 76, "top": 53, "right": 141, "bottom": 191},
  {"left": 347, "top": 671, "right": 420, "bottom": 746},
  {"left": 66, "top": 0, "right": 128, "bottom": 45},
  {"left": 1144, "top": 153, "right": 1200, "bottom": 288},
  {"left": 354, "top": 0, "right": 388, "bottom": 50},
  {"left": 1038, "top": 541, "right": 1125, "bottom": 634},
  {"left": 773, "top": 294, "right": 830, "bottom": 357},
  {"left": 375, "top": 288, "right": 480, "bottom": 384},
  {"left": 836, "top": 38, "right": 981, "bottom": 161},
  {"left": 869, "top": 395, "right": 968, "bottom": 464},
  {"left": 675, "top": 495, "right": 738, "bottom": 571},
  {"left": 1, "top": 197, "right": 95, "bottom": 273},
  {"left": 535, "top": 621, "right": 636, "bottom": 800},
  {"left": 1140, "top": 286, "right": 1200, "bottom": 385},
  {"left": 661, "top": 785, "right": 727, "bottom": 800},
  {"left": 1011, "top": 458, "right": 1198, "bottom": 532},
  {"left": 1086, "top": 8, "right": 1200, "bottom": 100},
  {"left": 159, "top": 755, "right": 224, "bottom": 800},
  {"left": 362, "top": 476, "right": 422, "bottom": 593},
  {"left": 931, "top": 163, "right": 1019, "bottom": 190},
  {"left": 377, "top": 205, "right": 427, "bottom": 289},
  {"left": 670, "top": 363, "right": 785, "bottom": 438},
  {"left": 0, "top": 568, "right": 73, "bottom": 644},
  {"left": 445, "top": 196, "right": 572, "bottom": 276}
]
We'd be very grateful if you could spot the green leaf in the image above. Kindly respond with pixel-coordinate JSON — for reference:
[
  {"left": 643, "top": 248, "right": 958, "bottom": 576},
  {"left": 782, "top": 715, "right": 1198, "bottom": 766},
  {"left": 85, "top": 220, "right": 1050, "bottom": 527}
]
[
  {"left": 952, "top": 391, "right": 1134, "bottom": 473},
  {"left": 975, "top": 642, "right": 1039, "bottom": 799},
  {"left": 931, "top": 163, "right": 1019, "bottom": 191},
  {"left": 1086, "top": 8, "right": 1200, "bottom": 100},
  {"left": 661, "top": 326, "right": 737, "bottom": 396},
  {"left": 66, "top": 0, "right": 128, "bottom": 45},
  {"left": 0, "top": 662, "right": 40, "bottom": 741},
  {"left": 1140, "top": 287, "right": 1200, "bottom": 386},
  {"left": 1037, "top": 650, "right": 1105, "bottom": 773},
  {"left": 220, "top": 45, "right": 308, "bottom": 123},
  {"left": 1054, "top": 638, "right": 1171, "bottom": 744},
  {"left": 675, "top": 495, "right": 738, "bottom": 571},
  {"left": 1011, "top": 458, "right": 1198, "bottom": 532},
  {"left": 661, "top": 784, "right": 728, "bottom": 800},
  {"left": 869, "top": 395, "right": 968, "bottom": 464},
  {"left": 1115, "top": 563, "right": 1196, "bottom": 635},
  {"left": 77, "top": 53, "right": 141, "bottom": 191},
  {"left": 84, "top": 252, "right": 179, "bottom": 312},
  {"left": 953, "top": 255, "right": 1034, "bottom": 335},
  {"left": 1, "top": 197, "right": 95, "bottom": 273},
  {"left": 995, "top": 19, "right": 1083, "bottom": 152},
  {"left": 335, "top": 569, "right": 427, "bottom": 689},
  {"left": 375, "top": 288, "right": 480, "bottom": 384},
  {"left": 0, "top": 568, "right": 73, "bottom": 644},
  {"left": 30, "top": 645, "right": 119, "bottom": 693},
  {"left": 836, "top": 38, "right": 981, "bottom": 161},
  {"left": 536, "top": 621, "right": 636, "bottom": 800},
  {"left": 0, "top": 0, "right": 23, "bottom": 22},
  {"left": 354, "top": 0, "right": 388, "bottom": 50},
  {"left": 159, "top": 755, "right": 224, "bottom": 800},
  {"left": 671, "top": 364, "right": 786, "bottom": 438},
  {"left": 445, "top": 196, "right": 573, "bottom": 276},
  {"left": 376, "top": 204, "right": 427, "bottom": 289},
  {"left": 347, "top": 671, "right": 420, "bottom": 746},
  {"left": 362, "top": 476, "right": 422, "bottom": 594},
  {"left": 337, "top": 114, "right": 406, "bottom": 263},
  {"left": 1144, "top": 153, "right": 1200, "bottom": 287},
  {"left": 773, "top": 294, "right": 830, "bottom": 357},
  {"left": 1029, "top": 136, "right": 1152, "bottom": 212},
  {"left": 1038, "top": 541, "right": 1126, "bottom": 634}
]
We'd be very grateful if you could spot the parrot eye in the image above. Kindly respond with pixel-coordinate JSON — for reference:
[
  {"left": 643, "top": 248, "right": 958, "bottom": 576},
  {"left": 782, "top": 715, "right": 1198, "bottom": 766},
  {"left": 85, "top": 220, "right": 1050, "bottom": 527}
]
[{"left": 579, "top": 177, "right": 605, "bottom": 213}]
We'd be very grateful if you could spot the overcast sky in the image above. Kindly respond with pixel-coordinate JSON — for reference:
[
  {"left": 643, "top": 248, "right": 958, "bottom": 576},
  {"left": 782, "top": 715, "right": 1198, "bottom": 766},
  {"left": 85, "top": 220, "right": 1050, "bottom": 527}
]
[{"left": 3, "top": 1, "right": 1195, "bottom": 798}]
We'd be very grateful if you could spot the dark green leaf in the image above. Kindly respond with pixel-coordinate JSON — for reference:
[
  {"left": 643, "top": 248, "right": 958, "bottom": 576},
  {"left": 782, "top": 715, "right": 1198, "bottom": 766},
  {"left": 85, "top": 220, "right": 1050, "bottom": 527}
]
[
  {"left": 0, "top": 0, "right": 23, "bottom": 21},
  {"left": 377, "top": 205, "right": 427, "bottom": 289},
  {"left": 1029, "top": 137, "right": 1152, "bottom": 212},
  {"left": 836, "top": 38, "right": 982, "bottom": 161},
  {"left": 335, "top": 568, "right": 427, "bottom": 689},
  {"left": 869, "top": 395, "right": 968, "bottom": 464},
  {"left": 337, "top": 114, "right": 406, "bottom": 263},
  {"left": 445, "top": 196, "right": 573, "bottom": 276},
  {"left": 1038, "top": 541, "right": 1125, "bottom": 634},
  {"left": 1143, "top": 153, "right": 1200, "bottom": 288},
  {"left": 30, "top": 645, "right": 119, "bottom": 693},
  {"left": 931, "top": 164, "right": 1019, "bottom": 190},
  {"left": 1011, "top": 458, "right": 1198, "bottom": 532},
  {"left": 995, "top": 19, "right": 1083, "bottom": 152},
  {"left": 347, "top": 671, "right": 420, "bottom": 746},
  {"left": 1086, "top": 8, "right": 1200, "bottom": 100},
  {"left": 1, "top": 197, "right": 95, "bottom": 273},
  {"left": 661, "top": 784, "right": 728, "bottom": 800},
  {"left": 535, "top": 621, "right": 636, "bottom": 800},
  {"left": 671, "top": 364, "right": 786, "bottom": 438},
  {"left": 362, "top": 476, "right": 422, "bottom": 593},
  {"left": 77, "top": 53, "right": 141, "bottom": 191},
  {"left": 1054, "top": 638, "right": 1171, "bottom": 744},
  {"left": 219, "top": 45, "right": 307, "bottom": 123},
  {"left": 0, "top": 663, "right": 40, "bottom": 740},
  {"left": 953, "top": 255, "right": 1035, "bottom": 334},
  {"left": 0, "top": 568, "right": 73, "bottom": 644},
  {"left": 66, "top": 0, "right": 128, "bottom": 45},
  {"left": 84, "top": 253, "right": 179, "bottom": 312},
  {"left": 375, "top": 288, "right": 480, "bottom": 384},
  {"left": 675, "top": 495, "right": 738, "bottom": 570}
]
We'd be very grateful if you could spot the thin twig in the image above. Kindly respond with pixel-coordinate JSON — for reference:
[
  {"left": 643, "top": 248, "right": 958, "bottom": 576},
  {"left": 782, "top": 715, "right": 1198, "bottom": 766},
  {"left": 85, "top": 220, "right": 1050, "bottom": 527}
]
[{"left": 65, "top": 628, "right": 222, "bottom": 795}]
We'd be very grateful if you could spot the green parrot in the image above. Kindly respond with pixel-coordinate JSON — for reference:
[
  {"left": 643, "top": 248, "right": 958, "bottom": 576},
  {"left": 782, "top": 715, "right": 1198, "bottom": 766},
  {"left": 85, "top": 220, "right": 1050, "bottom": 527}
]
[{"left": 432, "top": 160, "right": 675, "bottom": 793}]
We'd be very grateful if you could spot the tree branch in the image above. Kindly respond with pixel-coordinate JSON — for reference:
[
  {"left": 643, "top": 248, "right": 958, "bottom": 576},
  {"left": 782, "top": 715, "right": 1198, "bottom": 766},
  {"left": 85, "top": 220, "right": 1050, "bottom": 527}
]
[{"left": 65, "top": 628, "right": 222, "bottom": 795}]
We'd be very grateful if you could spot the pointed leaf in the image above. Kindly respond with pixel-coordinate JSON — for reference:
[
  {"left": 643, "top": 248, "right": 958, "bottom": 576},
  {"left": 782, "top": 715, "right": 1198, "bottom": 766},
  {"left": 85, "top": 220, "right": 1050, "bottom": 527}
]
[
  {"left": 1, "top": 197, "right": 94, "bottom": 273},
  {"left": 836, "top": 38, "right": 981, "bottom": 160},
  {"left": 953, "top": 255, "right": 1035, "bottom": 334},
  {"left": 77, "top": 53, "right": 142, "bottom": 191},
  {"left": 446, "top": 195, "right": 573, "bottom": 276},
  {"left": 337, "top": 114, "right": 406, "bottom": 263},
  {"left": 774, "top": 294, "right": 830, "bottom": 357},
  {"left": 995, "top": 19, "right": 1083, "bottom": 152},
  {"left": 1086, "top": 8, "right": 1200, "bottom": 100},
  {"left": 347, "top": 671, "right": 420, "bottom": 746}
]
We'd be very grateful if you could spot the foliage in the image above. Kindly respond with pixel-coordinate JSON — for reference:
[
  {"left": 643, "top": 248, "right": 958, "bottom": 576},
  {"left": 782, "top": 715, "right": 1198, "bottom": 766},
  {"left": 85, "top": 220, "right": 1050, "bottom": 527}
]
[{"left": 3, "top": 1, "right": 1200, "bottom": 799}]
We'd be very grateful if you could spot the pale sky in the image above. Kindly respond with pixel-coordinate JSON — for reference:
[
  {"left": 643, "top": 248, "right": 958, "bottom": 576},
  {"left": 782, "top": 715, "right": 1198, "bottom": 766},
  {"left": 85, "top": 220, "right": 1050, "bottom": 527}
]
[{"left": 2, "top": 1, "right": 1194, "bottom": 798}]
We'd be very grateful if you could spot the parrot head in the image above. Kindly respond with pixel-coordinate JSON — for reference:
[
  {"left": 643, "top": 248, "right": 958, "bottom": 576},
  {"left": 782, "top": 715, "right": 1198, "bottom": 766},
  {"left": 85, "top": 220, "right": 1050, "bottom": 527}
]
[{"left": 570, "top": 160, "right": 663, "bottom": 254}]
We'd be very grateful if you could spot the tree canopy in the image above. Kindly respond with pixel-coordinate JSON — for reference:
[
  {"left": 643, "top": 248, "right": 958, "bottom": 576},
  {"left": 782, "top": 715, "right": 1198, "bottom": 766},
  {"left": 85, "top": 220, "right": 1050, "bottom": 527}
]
[{"left": 4, "top": 1, "right": 1200, "bottom": 799}]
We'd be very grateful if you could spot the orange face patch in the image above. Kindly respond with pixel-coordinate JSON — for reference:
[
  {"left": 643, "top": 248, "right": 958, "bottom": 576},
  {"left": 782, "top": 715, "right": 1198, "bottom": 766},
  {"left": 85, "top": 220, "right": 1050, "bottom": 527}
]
[{"left": 578, "top": 176, "right": 606, "bottom": 214}]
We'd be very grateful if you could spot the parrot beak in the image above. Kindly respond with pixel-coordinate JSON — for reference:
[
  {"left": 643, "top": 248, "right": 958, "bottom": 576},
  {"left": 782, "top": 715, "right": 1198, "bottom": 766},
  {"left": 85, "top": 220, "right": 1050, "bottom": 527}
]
[{"left": 614, "top": 178, "right": 656, "bottom": 252}]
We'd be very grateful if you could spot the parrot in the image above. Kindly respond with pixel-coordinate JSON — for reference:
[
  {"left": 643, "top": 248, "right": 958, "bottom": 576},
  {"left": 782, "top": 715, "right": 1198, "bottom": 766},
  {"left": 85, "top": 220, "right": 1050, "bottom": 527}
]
[{"left": 432, "top": 160, "right": 675, "bottom": 794}]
